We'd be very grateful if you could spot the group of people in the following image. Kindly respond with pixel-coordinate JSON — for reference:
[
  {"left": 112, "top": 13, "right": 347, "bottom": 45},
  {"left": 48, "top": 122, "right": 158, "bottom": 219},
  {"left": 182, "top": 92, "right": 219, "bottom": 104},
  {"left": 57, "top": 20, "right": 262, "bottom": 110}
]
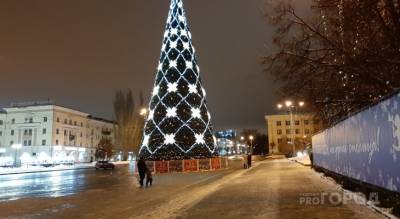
[{"left": 137, "top": 158, "right": 153, "bottom": 188}]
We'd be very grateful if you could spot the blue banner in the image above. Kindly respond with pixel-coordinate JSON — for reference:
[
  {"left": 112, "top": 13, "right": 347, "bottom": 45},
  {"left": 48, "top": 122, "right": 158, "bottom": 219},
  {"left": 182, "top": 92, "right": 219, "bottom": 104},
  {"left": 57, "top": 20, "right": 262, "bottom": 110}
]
[{"left": 313, "top": 93, "right": 400, "bottom": 192}]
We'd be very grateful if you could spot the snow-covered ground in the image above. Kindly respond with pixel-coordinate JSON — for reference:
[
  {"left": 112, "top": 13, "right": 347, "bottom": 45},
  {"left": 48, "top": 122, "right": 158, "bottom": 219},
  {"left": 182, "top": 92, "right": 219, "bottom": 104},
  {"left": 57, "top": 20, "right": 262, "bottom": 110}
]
[
  {"left": 0, "top": 159, "right": 390, "bottom": 219},
  {"left": 289, "top": 154, "right": 311, "bottom": 166},
  {"left": 0, "top": 161, "right": 130, "bottom": 175}
]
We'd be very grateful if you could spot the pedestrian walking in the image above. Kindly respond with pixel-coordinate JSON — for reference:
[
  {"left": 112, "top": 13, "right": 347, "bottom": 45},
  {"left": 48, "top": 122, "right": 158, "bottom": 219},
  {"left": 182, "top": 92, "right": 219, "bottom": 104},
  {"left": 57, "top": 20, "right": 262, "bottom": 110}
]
[
  {"left": 146, "top": 168, "right": 153, "bottom": 187},
  {"left": 137, "top": 157, "right": 147, "bottom": 188}
]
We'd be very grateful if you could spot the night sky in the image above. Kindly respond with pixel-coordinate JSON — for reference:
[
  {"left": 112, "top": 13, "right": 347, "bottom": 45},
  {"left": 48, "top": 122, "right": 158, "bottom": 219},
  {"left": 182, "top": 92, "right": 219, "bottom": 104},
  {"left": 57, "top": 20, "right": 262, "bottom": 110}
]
[{"left": 0, "top": 0, "right": 308, "bottom": 132}]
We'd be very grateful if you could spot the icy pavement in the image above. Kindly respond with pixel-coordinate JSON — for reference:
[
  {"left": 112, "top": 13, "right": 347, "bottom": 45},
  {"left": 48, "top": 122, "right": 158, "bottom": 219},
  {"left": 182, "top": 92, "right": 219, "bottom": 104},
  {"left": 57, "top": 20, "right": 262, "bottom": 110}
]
[
  {"left": 0, "top": 161, "right": 130, "bottom": 175},
  {"left": 0, "top": 159, "right": 387, "bottom": 219}
]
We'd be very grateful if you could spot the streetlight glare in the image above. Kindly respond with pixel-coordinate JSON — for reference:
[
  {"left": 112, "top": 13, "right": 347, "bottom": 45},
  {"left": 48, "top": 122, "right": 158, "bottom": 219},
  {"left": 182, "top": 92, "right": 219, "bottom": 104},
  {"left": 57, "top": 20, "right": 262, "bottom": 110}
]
[
  {"left": 240, "top": 136, "right": 245, "bottom": 140},
  {"left": 11, "top": 144, "right": 22, "bottom": 149},
  {"left": 140, "top": 108, "right": 148, "bottom": 116},
  {"left": 299, "top": 101, "right": 305, "bottom": 107},
  {"left": 285, "top": 100, "right": 293, "bottom": 107},
  {"left": 249, "top": 135, "right": 254, "bottom": 140},
  {"left": 277, "top": 104, "right": 283, "bottom": 109}
]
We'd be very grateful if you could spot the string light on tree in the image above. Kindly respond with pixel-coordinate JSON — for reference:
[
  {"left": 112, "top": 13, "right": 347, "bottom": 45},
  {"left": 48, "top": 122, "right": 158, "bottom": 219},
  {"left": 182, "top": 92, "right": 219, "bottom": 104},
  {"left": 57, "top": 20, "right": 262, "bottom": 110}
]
[
  {"left": 188, "top": 84, "right": 197, "bottom": 93},
  {"left": 164, "top": 134, "right": 176, "bottom": 145},
  {"left": 138, "top": 0, "right": 217, "bottom": 161},
  {"left": 166, "top": 107, "right": 177, "bottom": 117},
  {"left": 191, "top": 108, "right": 201, "bottom": 119},
  {"left": 167, "top": 82, "right": 178, "bottom": 93}
]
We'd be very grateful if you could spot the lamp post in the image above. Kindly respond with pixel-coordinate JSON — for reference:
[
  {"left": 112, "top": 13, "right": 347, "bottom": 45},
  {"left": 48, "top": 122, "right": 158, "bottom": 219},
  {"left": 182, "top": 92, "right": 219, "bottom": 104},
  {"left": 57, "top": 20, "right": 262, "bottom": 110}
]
[
  {"left": 277, "top": 100, "right": 305, "bottom": 156},
  {"left": 239, "top": 136, "right": 245, "bottom": 154},
  {"left": 249, "top": 135, "right": 254, "bottom": 155},
  {"left": 11, "top": 144, "right": 22, "bottom": 167}
]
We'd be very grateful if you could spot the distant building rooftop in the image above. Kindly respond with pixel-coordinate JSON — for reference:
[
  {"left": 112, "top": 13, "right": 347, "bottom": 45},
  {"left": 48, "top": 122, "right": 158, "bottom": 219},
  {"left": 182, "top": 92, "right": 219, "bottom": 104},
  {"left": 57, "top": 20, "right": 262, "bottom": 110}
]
[
  {"left": 3, "top": 100, "right": 116, "bottom": 124},
  {"left": 10, "top": 100, "right": 55, "bottom": 108}
]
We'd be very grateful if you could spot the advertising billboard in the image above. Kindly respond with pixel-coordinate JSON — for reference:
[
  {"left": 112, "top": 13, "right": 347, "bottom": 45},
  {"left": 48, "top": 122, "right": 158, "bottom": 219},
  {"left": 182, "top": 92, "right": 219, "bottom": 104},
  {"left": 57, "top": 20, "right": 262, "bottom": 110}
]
[{"left": 312, "top": 93, "right": 400, "bottom": 192}]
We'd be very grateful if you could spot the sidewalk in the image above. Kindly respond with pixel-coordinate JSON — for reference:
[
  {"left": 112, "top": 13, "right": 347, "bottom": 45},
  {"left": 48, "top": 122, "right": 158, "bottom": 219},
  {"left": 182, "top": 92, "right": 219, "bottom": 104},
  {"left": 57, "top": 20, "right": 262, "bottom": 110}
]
[
  {"left": 0, "top": 161, "right": 130, "bottom": 175},
  {"left": 175, "top": 159, "right": 385, "bottom": 219}
]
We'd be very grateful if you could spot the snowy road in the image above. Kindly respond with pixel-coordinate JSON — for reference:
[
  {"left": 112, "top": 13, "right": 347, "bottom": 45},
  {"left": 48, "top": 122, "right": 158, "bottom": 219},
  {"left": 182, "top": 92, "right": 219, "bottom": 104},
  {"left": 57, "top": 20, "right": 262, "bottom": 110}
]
[{"left": 0, "top": 159, "right": 385, "bottom": 219}]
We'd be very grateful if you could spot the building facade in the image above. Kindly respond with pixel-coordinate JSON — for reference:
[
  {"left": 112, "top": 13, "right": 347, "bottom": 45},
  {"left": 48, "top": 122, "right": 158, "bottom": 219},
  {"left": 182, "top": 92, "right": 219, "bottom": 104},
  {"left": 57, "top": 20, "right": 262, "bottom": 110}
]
[
  {"left": 0, "top": 101, "right": 115, "bottom": 165},
  {"left": 265, "top": 114, "right": 323, "bottom": 154}
]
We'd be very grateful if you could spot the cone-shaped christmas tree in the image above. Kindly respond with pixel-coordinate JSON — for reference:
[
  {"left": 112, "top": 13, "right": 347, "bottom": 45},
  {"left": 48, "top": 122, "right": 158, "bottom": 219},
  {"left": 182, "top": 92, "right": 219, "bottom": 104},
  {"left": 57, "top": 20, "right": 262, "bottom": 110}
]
[{"left": 138, "top": 0, "right": 217, "bottom": 161}]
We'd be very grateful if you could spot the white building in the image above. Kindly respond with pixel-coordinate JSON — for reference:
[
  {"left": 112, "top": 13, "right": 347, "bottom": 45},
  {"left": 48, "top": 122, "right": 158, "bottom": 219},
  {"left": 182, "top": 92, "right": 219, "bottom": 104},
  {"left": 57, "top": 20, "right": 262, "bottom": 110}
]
[
  {"left": 0, "top": 101, "right": 115, "bottom": 165},
  {"left": 265, "top": 114, "right": 323, "bottom": 154}
]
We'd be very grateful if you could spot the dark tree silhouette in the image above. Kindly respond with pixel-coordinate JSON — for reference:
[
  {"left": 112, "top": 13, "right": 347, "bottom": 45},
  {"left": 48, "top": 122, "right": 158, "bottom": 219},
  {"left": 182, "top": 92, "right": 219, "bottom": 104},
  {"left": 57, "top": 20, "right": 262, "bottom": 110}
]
[{"left": 263, "top": 0, "right": 400, "bottom": 125}]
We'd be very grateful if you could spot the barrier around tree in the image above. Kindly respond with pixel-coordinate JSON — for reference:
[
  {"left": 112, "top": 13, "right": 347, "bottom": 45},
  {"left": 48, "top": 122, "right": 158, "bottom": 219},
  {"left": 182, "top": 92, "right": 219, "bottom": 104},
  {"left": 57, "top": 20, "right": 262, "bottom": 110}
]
[{"left": 137, "top": 157, "right": 228, "bottom": 174}]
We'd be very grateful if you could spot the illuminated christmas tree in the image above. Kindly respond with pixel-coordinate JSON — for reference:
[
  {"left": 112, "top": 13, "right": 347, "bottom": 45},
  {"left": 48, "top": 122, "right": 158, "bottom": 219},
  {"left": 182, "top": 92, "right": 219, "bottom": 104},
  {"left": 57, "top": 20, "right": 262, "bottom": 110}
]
[{"left": 138, "top": 0, "right": 217, "bottom": 161}]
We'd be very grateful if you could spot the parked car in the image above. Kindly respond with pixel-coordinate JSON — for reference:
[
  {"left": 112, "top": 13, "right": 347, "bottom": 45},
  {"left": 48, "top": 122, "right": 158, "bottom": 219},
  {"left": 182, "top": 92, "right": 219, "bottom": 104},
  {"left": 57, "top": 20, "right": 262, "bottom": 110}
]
[{"left": 95, "top": 161, "right": 115, "bottom": 170}]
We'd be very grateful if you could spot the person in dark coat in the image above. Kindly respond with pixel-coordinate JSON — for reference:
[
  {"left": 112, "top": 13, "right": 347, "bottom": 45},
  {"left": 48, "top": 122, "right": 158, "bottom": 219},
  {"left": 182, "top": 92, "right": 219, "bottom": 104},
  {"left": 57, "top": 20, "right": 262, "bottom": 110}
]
[
  {"left": 137, "top": 158, "right": 147, "bottom": 187},
  {"left": 247, "top": 154, "right": 252, "bottom": 168}
]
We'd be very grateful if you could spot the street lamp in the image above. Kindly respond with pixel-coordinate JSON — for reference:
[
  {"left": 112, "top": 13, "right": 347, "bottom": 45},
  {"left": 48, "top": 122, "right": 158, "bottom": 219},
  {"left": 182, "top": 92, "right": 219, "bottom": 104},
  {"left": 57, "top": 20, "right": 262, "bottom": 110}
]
[
  {"left": 139, "top": 108, "right": 148, "bottom": 117},
  {"left": 249, "top": 135, "right": 254, "bottom": 155},
  {"left": 277, "top": 100, "right": 305, "bottom": 156},
  {"left": 11, "top": 144, "right": 22, "bottom": 167},
  {"left": 285, "top": 100, "right": 293, "bottom": 107}
]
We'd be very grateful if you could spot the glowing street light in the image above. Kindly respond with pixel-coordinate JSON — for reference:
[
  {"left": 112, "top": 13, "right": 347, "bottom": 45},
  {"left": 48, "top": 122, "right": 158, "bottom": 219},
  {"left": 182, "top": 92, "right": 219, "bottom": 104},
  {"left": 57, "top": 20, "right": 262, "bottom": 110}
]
[
  {"left": 140, "top": 108, "right": 148, "bottom": 117},
  {"left": 11, "top": 144, "right": 22, "bottom": 167},
  {"left": 277, "top": 100, "right": 306, "bottom": 156},
  {"left": 11, "top": 144, "right": 22, "bottom": 149},
  {"left": 249, "top": 135, "right": 254, "bottom": 155},
  {"left": 285, "top": 100, "right": 293, "bottom": 107}
]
